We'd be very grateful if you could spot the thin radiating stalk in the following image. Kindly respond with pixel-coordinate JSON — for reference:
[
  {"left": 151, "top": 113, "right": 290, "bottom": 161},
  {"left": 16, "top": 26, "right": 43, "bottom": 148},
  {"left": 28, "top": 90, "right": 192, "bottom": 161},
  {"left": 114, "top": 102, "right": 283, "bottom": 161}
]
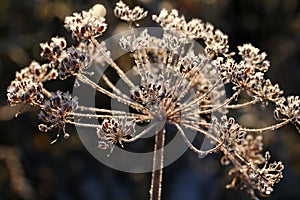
[
  {"left": 168, "top": 78, "right": 223, "bottom": 116},
  {"left": 180, "top": 119, "right": 211, "bottom": 128},
  {"left": 165, "top": 63, "right": 205, "bottom": 114},
  {"left": 71, "top": 112, "right": 148, "bottom": 121},
  {"left": 166, "top": 56, "right": 209, "bottom": 108},
  {"left": 149, "top": 128, "right": 165, "bottom": 200},
  {"left": 95, "top": 64, "right": 132, "bottom": 101},
  {"left": 77, "top": 105, "right": 131, "bottom": 114},
  {"left": 241, "top": 119, "right": 290, "bottom": 133},
  {"left": 90, "top": 37, "right": 136, "bottom": 89},
  {"left": 181, "top": 89, "right": 241, "bottom": 118},
  {"left": 182, "top": 123, "right": 222, "bottom": 144},
  {"left": 174, "top": 123, "right": 222, "bottom": 156},
  {"left": 123, "top": 123, "right": 157, "bottom": 143},
  {"left": 198, "top": 98, "right": 260, "bottom": 109},
  {"left": 77, "top": 74, "right": 144, "bottom": 111},
  {"left": 66, "top": 120, "right": 100, "bottom": 128},
  {"left": 225, "top": 98, "right": 259, "bottom": 109}
]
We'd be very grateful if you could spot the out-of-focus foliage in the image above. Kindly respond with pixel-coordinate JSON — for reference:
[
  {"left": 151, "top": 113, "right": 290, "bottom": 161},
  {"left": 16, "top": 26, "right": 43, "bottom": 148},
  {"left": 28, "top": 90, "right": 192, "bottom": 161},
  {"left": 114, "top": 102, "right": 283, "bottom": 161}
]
[{"left": 0, "top": 0, "right": 299, "bottom": 199}]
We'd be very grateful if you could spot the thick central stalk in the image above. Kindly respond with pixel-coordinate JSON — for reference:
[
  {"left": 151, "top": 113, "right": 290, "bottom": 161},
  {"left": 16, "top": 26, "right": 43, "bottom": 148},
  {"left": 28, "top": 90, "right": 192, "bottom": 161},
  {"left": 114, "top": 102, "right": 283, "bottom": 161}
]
[{"left": 149, "top": 128, "right": 165, "bottom": 200}]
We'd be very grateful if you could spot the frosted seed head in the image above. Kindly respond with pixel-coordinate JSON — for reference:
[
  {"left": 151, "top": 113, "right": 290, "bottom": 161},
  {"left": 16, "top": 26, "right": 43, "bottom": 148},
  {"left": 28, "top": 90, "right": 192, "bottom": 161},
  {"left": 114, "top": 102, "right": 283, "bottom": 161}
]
[
  {"left": 114, "top": 1, "right": 148, "bottom": 24},
  {"left": 37, "top": 91, "right": 78, "bottom": 143},
  {"left": 97, "top": 118, "right": 136, "bottom": 153}
]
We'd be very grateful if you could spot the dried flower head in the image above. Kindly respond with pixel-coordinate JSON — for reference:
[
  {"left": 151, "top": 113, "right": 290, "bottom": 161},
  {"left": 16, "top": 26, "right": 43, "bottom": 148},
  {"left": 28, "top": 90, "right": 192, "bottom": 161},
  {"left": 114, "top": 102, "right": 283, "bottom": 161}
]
[
  {"left": 225, "top": 150, "right": 284, "bottom": 199},
  {"left": 38, "top": 91, "right": 78, "bottom": 143},
  {"left": 15, "top": 61, "right": 57, "bottom": 82},
  {"left": 64, "top": 5, "right": 107, "bottom": 41},
  {"left": 152, "top": 9, "right": 186, "bottom": 32},
  {"left": 275, "top": 96, "right": 300, "bottom": 131},
  {"left": 153, "top": 9, "right": 230, "bottom": 57},
  {"left": 57, "top": 47, "right": 91, "bottom": 80},
  {"left": 97, "top": 118, "right": 135, "bottom": 153},
  {"left": 132, "top": 73, "right": 166, "bottom": 108},
  {"left": 238, "top": 43, "right": 270, "bottom": 73},
  {"left": 214, "top": 117, "right": 246, "bottom": 150},
  {"left": 40, "top": 37, "right": 67, "bottom": 61},
  {"left": 114, "top": 0, "right": 148, "bottom": 25},
  {"left": 7, "top": 78, "right": 44, "bottom": 106},
  {"left": 251, "top": 79, "right": 283, "bottom": 105}
]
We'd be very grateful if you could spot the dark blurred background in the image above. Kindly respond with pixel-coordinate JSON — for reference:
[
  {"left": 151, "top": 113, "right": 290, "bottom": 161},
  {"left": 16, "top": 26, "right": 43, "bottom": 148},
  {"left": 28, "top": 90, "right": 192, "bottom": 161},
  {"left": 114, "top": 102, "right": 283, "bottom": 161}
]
[{"left": 0, "top": 0, "right": 300, "bottom": 199}]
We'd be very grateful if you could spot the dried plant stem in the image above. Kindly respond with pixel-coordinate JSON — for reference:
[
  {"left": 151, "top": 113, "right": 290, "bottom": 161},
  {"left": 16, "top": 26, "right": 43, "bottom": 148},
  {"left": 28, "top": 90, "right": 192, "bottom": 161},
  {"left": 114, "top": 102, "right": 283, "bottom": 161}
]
[
  {"left": 66, "top": 120, "right": 100, "bottom": 128},
  {"left": 241, "top": 119, "right": 291, "bottom": 133},
  {"left": 77, "top": 105, "right": 130, "bottom": 114},
  {"left": 71, "top": 112, "right": 147, "bottom": 120},
  {"left": 174, "top": 123, "right": 222, "bottom": 155},
  {"left": 183, "top": 123, "right": 222, "bottom": 144},
  {"left": 198, "top": 98, "right": 260, "bottom": 109},
  {"left": 166, "top": 63, "right": 207, "bottom": 114},
  {"left": 167, "top": 78, "right": 223, "bottom": 116},
  {"left": 181, "top": 89, "right": 242, "bottom": 119},
  {"left": 123, "top": 123, "right": 157, "bottom": 142},
  {"left": 292, "top": 122, "right": 300, "bottom": 133},
  {"left": 77, "top": 74, "right": 144, "bottom": 110},
  {"left": 150, "top": 128, "right": 165, "bottom": 200},
  {"left": 95, "top": 64, "right": 132, "bottom": 101},
  {"left": 197, "top": 89, "right": 241, "bottom": 115},
  {"left": 90, "top": 37, "right": 135, "bottom": 89},
  {"left": 225, "top": 98, "right": 260, "bottom": 109},
  {"left": 172, "top": 59, "right": 208, "bottom": 102}
]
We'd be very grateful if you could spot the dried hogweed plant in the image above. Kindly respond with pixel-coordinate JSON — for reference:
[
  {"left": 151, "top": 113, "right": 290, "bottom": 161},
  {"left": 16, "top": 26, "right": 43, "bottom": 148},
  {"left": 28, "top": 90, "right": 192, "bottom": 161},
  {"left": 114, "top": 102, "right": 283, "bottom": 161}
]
[{"left": 7, "top": 1, "right": 300, "bottom": 200}]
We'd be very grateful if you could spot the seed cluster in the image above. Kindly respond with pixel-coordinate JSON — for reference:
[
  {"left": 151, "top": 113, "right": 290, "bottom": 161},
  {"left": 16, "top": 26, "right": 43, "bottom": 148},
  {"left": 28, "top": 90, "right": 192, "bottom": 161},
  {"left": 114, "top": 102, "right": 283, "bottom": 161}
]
[
  {"left": 7, "top": 78, "right": 44, "bottom": 106},
  {"left": 97, "top": 118, "right": 135, "bottom": 152},
  {"left": 275, "top": 96, "right": 300, "bottom": 128},
  {"left": 132, "top": 73, "right": 167, "bottom": 108},
  {"left": 38, "top": 91, "right": 78, "bottom": 143},
  {"left": 114, "top": 0, "right": 148, "bottom": 24},
  {"left": 153, "top": 9, "right": 229, "bottom": 57},
  {"left": 57, "top": 47, "right": 91, "bottom": 80},
  {"left": 64, "top": 5, "right": 107, "bottom": 41},
  {"left": 40, "top": 37, "right": 67, "bottom": 61}
]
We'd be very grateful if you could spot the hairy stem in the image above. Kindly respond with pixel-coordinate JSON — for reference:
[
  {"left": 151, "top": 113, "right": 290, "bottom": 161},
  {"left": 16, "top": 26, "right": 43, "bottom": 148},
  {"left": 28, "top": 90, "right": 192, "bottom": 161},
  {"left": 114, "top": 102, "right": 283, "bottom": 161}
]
[{"left": 149, "top": 128, "right": 165, "bottom": 200}]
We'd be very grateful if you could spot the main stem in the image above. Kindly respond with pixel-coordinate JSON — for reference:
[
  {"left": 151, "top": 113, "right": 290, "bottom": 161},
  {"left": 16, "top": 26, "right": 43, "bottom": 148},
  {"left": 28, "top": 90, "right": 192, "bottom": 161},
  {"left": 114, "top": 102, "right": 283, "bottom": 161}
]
[{"left": 149, "top": 128, "right": 165, "bottom": 200}]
